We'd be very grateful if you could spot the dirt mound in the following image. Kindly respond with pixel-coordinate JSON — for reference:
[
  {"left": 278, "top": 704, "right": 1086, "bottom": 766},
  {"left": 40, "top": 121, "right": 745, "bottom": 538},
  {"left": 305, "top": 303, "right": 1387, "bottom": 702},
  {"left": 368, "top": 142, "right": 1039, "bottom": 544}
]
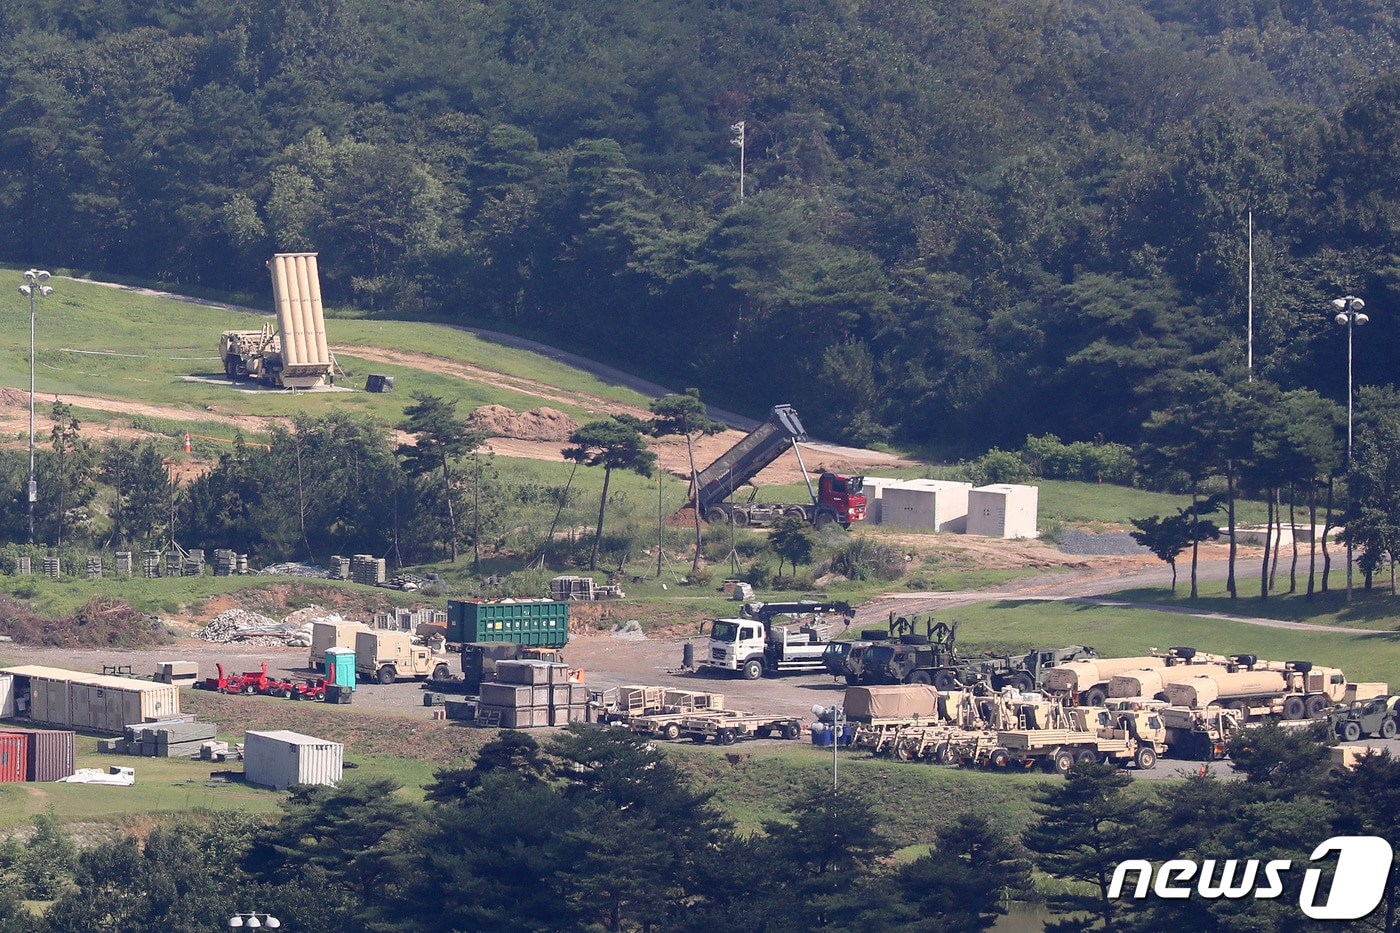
[
  {"left": 469, "top": 405, "right": 578, "bottom": 441},
  {"left": 0, "top": 596, "right": 170, "bottom": 648}
]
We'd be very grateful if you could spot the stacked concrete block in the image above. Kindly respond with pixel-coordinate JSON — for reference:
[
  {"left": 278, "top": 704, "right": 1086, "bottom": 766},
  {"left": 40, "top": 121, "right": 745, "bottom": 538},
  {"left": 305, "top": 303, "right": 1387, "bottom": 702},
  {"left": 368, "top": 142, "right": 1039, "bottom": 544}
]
[
  {"left": 13, "top": 557, "right": 30, "bottom": 576},
  {"left": 86, "top": 556, "right": 103, "bottom": 579},
  {"left": 350, "top": 554, "right": 386, "bottom": 586},
  {"left": 115, "top": 551, "right": 134, "bottom": 576},
  {"left": 41, "top": 557, "right": 60, "bottom": 579},
  {"left": 142, "top": 550, "right": 162, "bottom": 578}
]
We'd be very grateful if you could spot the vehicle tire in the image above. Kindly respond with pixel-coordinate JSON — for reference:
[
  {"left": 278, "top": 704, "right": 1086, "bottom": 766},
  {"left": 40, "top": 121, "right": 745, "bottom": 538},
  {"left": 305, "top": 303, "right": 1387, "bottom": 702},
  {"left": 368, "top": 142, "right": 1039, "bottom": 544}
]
[
  {"left": 1009, "top": 672, "right": 1036, "bottom": 693},
  {"left": 281, "top": 687, "right": 295, "bottom": 699},
  {"left": 933, "top": 670, "right": 959, "bottom": 692},
  {"left": 662, "top": 723, "right": 681, "bottom": 741},
  {"left": 782, "top": 722, "right": 801, "bottom": 740},
  {"left": 860, "top": 629, "right": 887, "bottom": 641},
  {"left": 717, "top": 729, "right": 737, "bottom": 746},
  {"left": 1282, "top": 696, "right": 1307, "bottom": 720},
  {"left": 432, "top": 664, "right": 450, "bottom": 681},
  {"left": 690, "top": 733, "right": 708, "bottom": 744},
  {"left": 291, "top": 689, "right": 303, "bottom": 700},
  {"left": 1053, "top": 751, "right": 1074, "bottom": 775},
  {"left": 895, "top": 743, "right": 913, "bottom": 762},
  {"left": 732, "top": 510, "right": 750, "bottom": 527},
  {"left": 1084, "top": 687, "right": 1109, "bottom": 707},
  {"left": 242, "top": 684, "right": 256, "bottom": 695},
  {"left": 705, "top": 508, "right": 728, "bottom": 525},
  {"left": 900, "top": 633, "right": 930, "bottom": 646},
  {"left": 937, "top": 742, "right": 958, "bottom": 765},
  {"left": 377, "top": 666, "right": 397, "bottom": 685},
  {"left": 742, "top": 658, "right": 764, "bottom": 681},
  {"left": 908, "top": 670, "right": 933, "bottom": 686},
  {"left": 1342, "top": 720, "right": 1362, "bottom": 743},
  {"left": 1134, "top": 747, "right": 1158, "bottom": 770},
  {"left": 989, "top": 748, "right": 1011, "bottom": 769},
  {"left": 1381, "top": 718, "right": 1397, "bottom": 740},
  {"left": 784, "top": 506, "right": 807, "bottom": 518},
  {"left": 1305, "top": 695, "right": 1329, "bottom": 719},
  {"left": 1076, "top": 750, "right": 1099, "bottom": 766},
  {"left": 756, "top": 726, "right": 773, "bottom": 739},
  {"left": 814, "top": 512, "right": 835, "bottom": 530}
]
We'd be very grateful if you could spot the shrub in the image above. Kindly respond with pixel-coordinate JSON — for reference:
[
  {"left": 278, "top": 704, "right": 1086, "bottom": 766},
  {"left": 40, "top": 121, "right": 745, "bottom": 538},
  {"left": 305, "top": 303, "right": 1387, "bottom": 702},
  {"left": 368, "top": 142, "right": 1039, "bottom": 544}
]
[{"left": 829, "top": 537, "right": 906, "bottom": 582}]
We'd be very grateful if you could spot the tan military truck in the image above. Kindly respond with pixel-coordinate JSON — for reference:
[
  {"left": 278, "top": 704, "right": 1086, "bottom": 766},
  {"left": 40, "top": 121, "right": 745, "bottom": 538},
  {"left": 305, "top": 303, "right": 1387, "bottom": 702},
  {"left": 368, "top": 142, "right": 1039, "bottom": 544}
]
[
  {"left": 355, "top": 630, "right": 453, "bottom": 684},
  {"left": 979, "top": 705, "right": 1168, "bottom": 772},
  {"left": 1161, "top": 661, "right": 1351, "bottom": 721}
]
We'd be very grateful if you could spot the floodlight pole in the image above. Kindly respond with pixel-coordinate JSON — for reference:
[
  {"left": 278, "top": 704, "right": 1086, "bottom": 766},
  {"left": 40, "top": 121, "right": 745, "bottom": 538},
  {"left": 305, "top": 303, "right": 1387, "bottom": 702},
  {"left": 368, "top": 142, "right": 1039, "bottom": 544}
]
[{"left": 20, "top": 270, "right": 52, "bottom": 543}]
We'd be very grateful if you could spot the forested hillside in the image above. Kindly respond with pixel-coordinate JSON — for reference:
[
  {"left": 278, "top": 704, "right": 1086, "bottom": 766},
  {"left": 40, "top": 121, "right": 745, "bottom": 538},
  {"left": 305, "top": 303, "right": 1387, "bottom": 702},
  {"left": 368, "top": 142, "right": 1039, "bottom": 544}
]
[{"left": 4, "top": 0, "right": 1400, "bottom": 450}]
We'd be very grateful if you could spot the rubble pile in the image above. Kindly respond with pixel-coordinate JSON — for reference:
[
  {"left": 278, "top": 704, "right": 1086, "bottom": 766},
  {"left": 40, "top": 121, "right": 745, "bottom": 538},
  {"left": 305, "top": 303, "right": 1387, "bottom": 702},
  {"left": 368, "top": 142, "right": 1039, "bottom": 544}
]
[
  {"left": 258, "top": 561, "right": 328, "bottom": 578},
  {"left": 193, "top": 609, "right": 309, "bottom": 646}
]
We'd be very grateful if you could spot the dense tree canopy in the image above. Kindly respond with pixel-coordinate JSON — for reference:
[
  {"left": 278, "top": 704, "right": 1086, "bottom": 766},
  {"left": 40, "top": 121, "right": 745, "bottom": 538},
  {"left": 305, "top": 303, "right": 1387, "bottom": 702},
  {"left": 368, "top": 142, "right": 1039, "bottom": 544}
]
[{"left": 3, "top": 0, "right": 1400, "bottom": 451}]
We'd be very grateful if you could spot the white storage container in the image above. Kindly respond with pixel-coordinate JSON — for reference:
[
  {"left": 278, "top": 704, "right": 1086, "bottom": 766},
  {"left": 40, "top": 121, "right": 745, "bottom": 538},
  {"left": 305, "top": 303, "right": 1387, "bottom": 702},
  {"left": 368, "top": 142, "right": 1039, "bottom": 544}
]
[
  {"left": 244, "top": 730, "right": 343, "bottom": 790},
  {"left": 880, "top": 480, "right": 972, "bottom": 531}
]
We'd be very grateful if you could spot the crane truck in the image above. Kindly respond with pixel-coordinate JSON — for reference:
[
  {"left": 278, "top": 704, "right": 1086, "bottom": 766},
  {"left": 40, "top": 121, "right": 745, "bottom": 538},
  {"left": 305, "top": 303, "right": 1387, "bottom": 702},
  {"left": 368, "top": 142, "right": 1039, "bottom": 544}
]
[
  {"left": 702, "top": 600, "right": 854, "bottom": 679},
  {"left": 689, "top": 404, "right": 866, "bottom": 529}
]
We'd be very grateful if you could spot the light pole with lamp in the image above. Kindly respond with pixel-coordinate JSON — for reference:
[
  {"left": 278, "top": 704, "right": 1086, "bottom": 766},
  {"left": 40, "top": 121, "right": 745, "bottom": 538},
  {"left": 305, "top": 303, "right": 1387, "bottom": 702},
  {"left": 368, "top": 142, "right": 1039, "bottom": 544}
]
[
  {"left": 731, "top": 121, "right": 746, "bottom": 200},
  {"left": 18, "top": 270, "right": 52, "bottom": 544},
  {"left": 228, "top": 912, "right": 280, "bottom": 930},
  {"left": 1333, "top": 295, "right": 1367, "bottom": 603},
  {"left": 811, "top": 703, "right": 844, "bottom": 791}
]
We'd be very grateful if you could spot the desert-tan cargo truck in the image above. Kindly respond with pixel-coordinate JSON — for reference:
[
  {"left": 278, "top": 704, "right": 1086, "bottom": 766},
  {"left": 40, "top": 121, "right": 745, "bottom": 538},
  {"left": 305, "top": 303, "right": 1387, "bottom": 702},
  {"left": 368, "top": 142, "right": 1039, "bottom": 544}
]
[
  {"left": 355, "top": 630, "right": 453, "bottom": 684},
  {"left": 985, "top": 705, "right": 1168, "bottom": 772}
]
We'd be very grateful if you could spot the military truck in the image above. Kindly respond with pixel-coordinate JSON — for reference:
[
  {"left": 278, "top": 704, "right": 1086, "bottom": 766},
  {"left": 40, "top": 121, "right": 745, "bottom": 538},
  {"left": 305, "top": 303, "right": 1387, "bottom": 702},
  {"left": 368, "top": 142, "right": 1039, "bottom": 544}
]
[
  {"left": 1161, "top": 660, "right": 1353, "bottom": 721},
  {"left": 355, "top": 630, "right": 453, "bottom": 684},
  {"left": 978, "top": 704, "right": 1168, "bottom": 772},
  {"left": 219, "top": 253, "right": 334, "bottom": 388},
  {"left": 865, "top": 616, "right": 1095, "bottom": 691},
  {"left": 1329, "top": 695, "right": 1399, "bottom": 742}
]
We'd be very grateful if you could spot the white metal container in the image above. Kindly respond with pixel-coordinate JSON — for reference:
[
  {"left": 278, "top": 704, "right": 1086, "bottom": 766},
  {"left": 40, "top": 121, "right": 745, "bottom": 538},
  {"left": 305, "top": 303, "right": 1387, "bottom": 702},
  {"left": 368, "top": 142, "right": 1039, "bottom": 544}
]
[
  {"left": 2, "top": 666, "right": 180, "bottom": 733},
  {"left": 967, "top": 484, "right": 1040, "bottom": 539},
  {"left": 244, "top": 730, "right": 343, "bottom": 790}
]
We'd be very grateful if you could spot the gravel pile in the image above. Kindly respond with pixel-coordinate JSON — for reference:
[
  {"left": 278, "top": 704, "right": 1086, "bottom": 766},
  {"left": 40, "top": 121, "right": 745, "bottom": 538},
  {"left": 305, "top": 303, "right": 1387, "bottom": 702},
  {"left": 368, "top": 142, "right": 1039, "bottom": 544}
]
[{"left": 1057, "top": 529, "right": 1148, "bottom": 556}]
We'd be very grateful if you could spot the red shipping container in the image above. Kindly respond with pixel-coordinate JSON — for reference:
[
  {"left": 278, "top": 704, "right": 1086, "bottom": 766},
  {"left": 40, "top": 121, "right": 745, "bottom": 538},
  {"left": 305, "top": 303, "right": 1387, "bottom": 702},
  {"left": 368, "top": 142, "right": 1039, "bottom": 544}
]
[
  {"left": 0, "top": 728, "right": 74, "bottom": 781},
  {"left": 0, "top": 734, "right": 30, "bottom": 782}
]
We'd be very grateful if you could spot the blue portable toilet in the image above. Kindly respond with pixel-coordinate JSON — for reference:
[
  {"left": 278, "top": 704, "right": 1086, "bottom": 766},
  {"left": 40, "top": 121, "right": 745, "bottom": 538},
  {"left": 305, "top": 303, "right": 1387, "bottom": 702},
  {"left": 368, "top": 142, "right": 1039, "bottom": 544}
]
[{"left": 325, "top": 647, "right": 356, "bottom": 691}]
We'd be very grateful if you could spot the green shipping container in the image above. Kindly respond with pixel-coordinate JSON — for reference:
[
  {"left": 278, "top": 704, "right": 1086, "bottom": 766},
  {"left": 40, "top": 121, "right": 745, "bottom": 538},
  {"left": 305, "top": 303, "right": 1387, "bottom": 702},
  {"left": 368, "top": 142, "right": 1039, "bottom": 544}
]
[{"left": 447, "top": 600, "right": 569, "bottom": 647}]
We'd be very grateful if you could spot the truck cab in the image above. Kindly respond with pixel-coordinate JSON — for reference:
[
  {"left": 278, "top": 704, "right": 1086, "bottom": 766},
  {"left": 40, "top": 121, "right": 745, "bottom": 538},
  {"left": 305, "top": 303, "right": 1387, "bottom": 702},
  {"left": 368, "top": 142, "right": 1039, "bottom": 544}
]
[
  {"left": 705, "top": 619, "right": 767, "bottom": 680},
  {"left": 817, "top": 472, "right": 866, "bottom": 527}
]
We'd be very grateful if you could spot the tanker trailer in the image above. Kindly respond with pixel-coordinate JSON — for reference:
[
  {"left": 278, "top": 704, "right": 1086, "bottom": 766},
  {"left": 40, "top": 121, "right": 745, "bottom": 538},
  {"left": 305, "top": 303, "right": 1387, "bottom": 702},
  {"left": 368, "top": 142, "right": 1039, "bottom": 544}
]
[
  {"left": 1108, "top": 664, "right": 1231, "bottom": 700},
  {"left": 1160, "top": 666, "right": 1347, "bottom": 721},
  {"left": 1041, "top": 656, "right": 1166, "bottom": 706}
]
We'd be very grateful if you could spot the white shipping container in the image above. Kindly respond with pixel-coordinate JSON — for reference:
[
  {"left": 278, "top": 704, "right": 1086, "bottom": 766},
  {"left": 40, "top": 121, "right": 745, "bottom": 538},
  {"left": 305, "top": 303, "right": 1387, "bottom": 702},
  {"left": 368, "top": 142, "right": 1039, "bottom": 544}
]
[
  {"left": 0, "top": 674, "right": 12, "bottom": 719},
  {"left": 244, "top": 730, "right": 343, "bottom": 790},
  {"left": 2, "top": 666, "right": 179, "bottom": 732},
  {"left": 879, "top": 480, "right": 972, "bottom": 532}
]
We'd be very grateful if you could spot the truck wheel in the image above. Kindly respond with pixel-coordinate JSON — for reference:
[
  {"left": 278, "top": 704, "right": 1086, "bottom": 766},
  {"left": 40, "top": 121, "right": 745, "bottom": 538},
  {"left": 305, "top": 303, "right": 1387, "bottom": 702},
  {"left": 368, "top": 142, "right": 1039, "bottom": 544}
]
[
  {"left": 662, "top": 723, "right": 681, "bottom": 741},
  {"left": 814, "top": 512, "right": 835, "bottom": 530},
  {"left": 377, "top": 666, "right": 397, "bottom": 685},
  {"left": 742, "top": 658, "right": 764, "bottom": 680},
  {"left": 1053, "top": 751, "right": 1074, "bottom": 774},
  {"left": 1134, "top": 747, "right": 1158, "bottom": 770},
  {"left": 782, "top": 722, "right": 801, "bottom": 740},
  {"left": 933, "top": 671, "right": 958, "bottom": 692},
  {"left": 908, "top": 670, "right": 932, "bottom": 686},
  {"left": 895, "top": 742, "right": 913, "bottom": 762},
  {"left": 717, "top": 729, "right": 737, "bottom": 746},
  {"left": 705, "top": 508, "right": 728, "bottom": 525},
  {"left": 432, "top": 664, "right": 450, "bottom": 681},
  {"left": 1341, "top": 720, "right": 1362, "bottom": 742},
  {"left": 784, "top": 506, "right": 807, "bottom": 518},
  {"left": 1076, "top": 750, "right": 1098, "bottom": 766},
  {"left": 937, "top": 742, "right": 958, "bottom": 765},
  {"left": 988, "top": 748, "right": 1011, "bottom": 769},
  {"left": 732, "top": 510, "right": 750, "bottom": 527},
  {"left": 1305, "top": 695, "right": 1329, "bottom": 719},
  {"left": 1381, "top": 718, "right": 1397, "bottom": 740},
  {"left": 859, "top": 629, "right": 887, "bottom": 641},
  {"left": 1282, "top": 696, "right": 1307, "bottom": 720},
  {"left": 1009, "top": 672, "right": 1035, "bottom": 693},
  {"left": 1084, "top": 687, "right": 1108, "bottom": 707}
]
